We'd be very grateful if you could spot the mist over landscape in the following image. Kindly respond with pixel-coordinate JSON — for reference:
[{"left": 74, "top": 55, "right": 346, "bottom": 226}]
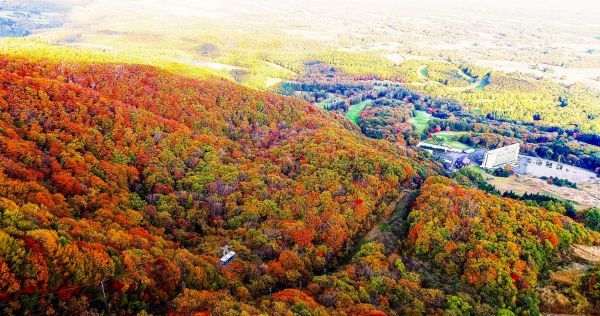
[{"left": 0, "top": 0, "right": 599, "bottom": 315}]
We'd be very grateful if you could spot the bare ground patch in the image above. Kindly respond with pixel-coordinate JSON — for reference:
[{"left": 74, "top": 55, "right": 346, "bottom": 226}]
[{"left": 487, "top": 174, "right": 600, "bottom": 211}]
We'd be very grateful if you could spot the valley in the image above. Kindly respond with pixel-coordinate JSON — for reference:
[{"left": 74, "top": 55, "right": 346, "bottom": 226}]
[
  {"left": 0, "top": 1, "right": 65, "bottom": 37},
  {"left": 279, "top": 60, "right": 599, "bottom": 211}
]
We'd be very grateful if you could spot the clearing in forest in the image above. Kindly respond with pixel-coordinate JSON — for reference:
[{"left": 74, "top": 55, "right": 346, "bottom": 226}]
[
  {"left": 429, "top": 131, "right": 471, "bottom": 150},
  {"left": 409, "top": 110, "right": 432, "bottom": 133},
  {"left": 345, "top": 101, "right": 369, "bottom": 124}
]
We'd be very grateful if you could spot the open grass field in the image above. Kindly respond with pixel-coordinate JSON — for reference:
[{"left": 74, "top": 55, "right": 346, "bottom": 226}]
[
  {"left": 430, "top": 131, "right": 471, "bottom": 150},
  {"left": 409, "top": 110, "right": 432, "bottom": 133},
  {"left": 345, "top": 101, "right": 369, "bottom": 124}
]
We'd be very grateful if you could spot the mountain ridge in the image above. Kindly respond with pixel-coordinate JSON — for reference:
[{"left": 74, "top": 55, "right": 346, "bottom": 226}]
[{"left": 0, "top": 55, "right": 444, "bottom": 314}]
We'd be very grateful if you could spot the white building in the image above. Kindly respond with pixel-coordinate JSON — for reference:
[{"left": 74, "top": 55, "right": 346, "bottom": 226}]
[
  {"left": 481, "top": 143, "right": 520, "bottom": 169},
  {"left": 417, "top": 142, "right": 464, "bottom": 153}
]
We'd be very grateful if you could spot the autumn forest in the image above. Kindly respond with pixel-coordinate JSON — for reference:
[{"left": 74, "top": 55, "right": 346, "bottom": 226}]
[
  {"left": 1, "top": 0, "right": 600, "bottom": 315},
  {"left": 0, "top": 51, "right": 596, "bottom": 315}
]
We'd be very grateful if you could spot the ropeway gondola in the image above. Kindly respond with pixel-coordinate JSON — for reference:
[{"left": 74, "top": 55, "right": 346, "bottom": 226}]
[{"left": 220, "top": 245, "right": 236, "bottom": 266}]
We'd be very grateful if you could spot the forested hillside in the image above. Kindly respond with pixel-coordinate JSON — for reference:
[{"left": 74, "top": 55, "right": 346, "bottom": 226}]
[
  {"left": 0, "top": 55, "right": 436, "bottom": 314},
  {"left": 0, "top": 55, "right": 597, "bottom": 315},
  {"left": 407, "top": 177, "right": 597, "bottom": 314}
]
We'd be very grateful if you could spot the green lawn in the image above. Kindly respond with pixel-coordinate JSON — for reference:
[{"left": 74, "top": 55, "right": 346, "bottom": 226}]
[
  {"left": 432, "top": 131, "right": 459, "bottom": 138},
  {"left": 345, "top": 101, "right": 369, "bottom": 124},
  {"left": 430, "top": 131, "right": 471, "bottom": 150},
  {"left": 409, "top": 110, "right": 432, "bottom": 133}
]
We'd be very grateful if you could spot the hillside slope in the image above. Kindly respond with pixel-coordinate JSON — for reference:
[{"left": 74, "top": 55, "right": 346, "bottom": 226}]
[
  {"left": 407, "top": 176, "right": 597, "bottom": 314},
  {"left": 0, "top": 55, "right": 597, "bottom": 315},
  {"left": 0, "top": 55, "right": 436, "bottom": 314}
]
